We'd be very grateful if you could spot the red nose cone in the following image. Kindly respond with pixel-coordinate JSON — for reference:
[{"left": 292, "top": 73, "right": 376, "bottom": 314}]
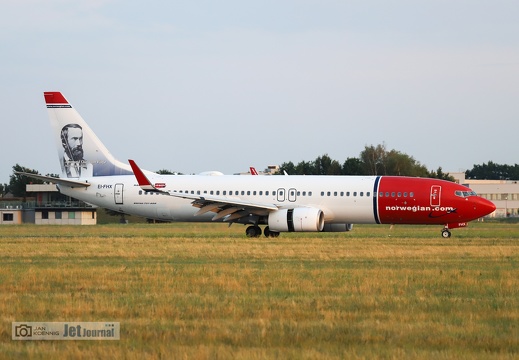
[{"left": 475, "top": 197, "right": 496, "bottom": 218}]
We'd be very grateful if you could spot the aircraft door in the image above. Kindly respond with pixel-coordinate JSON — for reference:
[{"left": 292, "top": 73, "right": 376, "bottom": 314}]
[
  {"left": 430, "top": 185, "right": 441, "bottom": 207},
  {"left": 277, "top": 188, "right": 285, "bottom": 202},
  {"left": 114, "top": 183, "right": 124, "bottom": 205},
  {"left": 288, "top": 188, "right": 297, "bottom": 202}
]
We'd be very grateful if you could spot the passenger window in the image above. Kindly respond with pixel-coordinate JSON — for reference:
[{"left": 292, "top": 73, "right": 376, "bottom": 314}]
[
  {"left": 360, "top": 192, "right": 364, "bottom": 196},
  {"left": 367, "top": 192, "right": 371, "bottom": 197},
  {"left": 397, "top": 192, "right": 401, "bottom": 197},
  {"left": 353, "top": 192, "right": 357, "bottom": 196}
]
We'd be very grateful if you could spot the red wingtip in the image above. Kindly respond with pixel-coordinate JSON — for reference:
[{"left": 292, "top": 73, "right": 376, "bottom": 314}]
[{"left": 44, "top": 92, "right": 68, "bottom": 104}]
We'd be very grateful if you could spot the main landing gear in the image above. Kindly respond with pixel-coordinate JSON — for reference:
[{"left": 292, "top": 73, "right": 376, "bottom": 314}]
[{"left": 246, "top": 225, "right": 280, "bottom": 238}]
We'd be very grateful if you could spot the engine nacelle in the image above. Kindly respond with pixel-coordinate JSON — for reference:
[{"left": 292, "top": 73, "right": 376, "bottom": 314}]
[
  {"left": 322, "top": 223, "right": 353, "bottom": 232},
  {"left": 268, "top": 207, "right": 325, "bottom": 232}
]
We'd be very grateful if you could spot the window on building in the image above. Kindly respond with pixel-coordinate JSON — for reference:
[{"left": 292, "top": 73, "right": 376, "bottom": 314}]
[
  {"left": 42, "top": 211, "right": 49, "bottom": 220},
  {"left": 3, "top": 213, "right": 13, "bottom": 221},
  {"left": 68, "top": 212, "right": 76, "bottom": 219},
  {"left": 55, "top": 211, "right": 62, "bottom": 220}
]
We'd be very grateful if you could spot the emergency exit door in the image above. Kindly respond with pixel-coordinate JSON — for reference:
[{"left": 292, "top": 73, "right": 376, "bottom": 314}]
[{"left": 114, "top": 183, "right": 124, "bottom": 205}]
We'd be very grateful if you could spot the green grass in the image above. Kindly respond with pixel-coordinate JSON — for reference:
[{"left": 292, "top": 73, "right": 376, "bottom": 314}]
[{"left": 1, "top": 223, "right": 519, "bottom": 359}]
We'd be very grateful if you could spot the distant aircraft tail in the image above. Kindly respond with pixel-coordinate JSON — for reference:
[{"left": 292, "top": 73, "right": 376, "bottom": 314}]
[{"left": 44, "top": 92, "right": 132, "bottom": 178}]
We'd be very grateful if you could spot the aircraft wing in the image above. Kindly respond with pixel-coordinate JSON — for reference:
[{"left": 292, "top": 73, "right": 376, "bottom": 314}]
[
  {"left": 128, "top": 160, "right": 279, "bottom": 222},
  {"left": 15, "top": 172, "right": 91, "bottom": 188},
  {"left": 169, "top": 191, "right": 278, "bottom": 218}
]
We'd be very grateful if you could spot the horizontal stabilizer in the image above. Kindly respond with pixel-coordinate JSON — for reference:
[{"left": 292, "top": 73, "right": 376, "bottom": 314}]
[{"left": 15, "top": 172, "right": 91, "bottom": 188}]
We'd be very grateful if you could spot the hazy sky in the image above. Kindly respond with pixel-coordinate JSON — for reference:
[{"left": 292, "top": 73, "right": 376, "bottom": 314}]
[{"left": 1, "top": 1, "right": 518, "bottom": 182}]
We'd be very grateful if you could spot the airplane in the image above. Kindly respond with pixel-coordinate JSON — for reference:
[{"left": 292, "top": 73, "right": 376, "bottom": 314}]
[{"left": 18, "top": 92, "right": 496, "bottom": 238}]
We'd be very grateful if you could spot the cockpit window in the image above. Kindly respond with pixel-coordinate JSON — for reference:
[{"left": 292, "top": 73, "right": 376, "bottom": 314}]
[{"left": 455, "top": 190, "right": 477, "bottom": 197}]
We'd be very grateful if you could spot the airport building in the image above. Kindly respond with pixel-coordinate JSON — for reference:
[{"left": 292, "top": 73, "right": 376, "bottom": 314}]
[{"left": 0, "top": 184, "right": 96, "bottom": 225}]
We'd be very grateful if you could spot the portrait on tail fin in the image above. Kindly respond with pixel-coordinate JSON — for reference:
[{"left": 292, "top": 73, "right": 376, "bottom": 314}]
[{"left": 60, "top": 123, "right": 89, "bottom": 178}]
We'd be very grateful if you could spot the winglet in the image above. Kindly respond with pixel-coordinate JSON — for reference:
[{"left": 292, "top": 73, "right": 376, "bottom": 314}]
[{"left": 128, "top": 159, "right": 165, "bottom": 192}]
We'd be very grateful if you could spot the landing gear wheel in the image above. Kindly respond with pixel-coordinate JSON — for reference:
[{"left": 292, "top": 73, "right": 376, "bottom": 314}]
[
  {"left": 441, "top": 229, "right": 451, "bottom": 238},
  {"left": 246, "top": 225, "right": 262, "bottom": 237},
  {"left": 263, "top": 226, "right": 280, "bottom": 238}
]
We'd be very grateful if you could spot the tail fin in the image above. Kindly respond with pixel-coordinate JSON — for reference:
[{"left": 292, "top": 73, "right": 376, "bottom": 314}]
[{"left": 44, "top": 92, "right": 132, "bottom": 178}]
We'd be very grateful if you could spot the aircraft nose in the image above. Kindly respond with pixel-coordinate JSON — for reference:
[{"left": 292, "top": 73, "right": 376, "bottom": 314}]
[{"left": 475, "top": 197, "right": 496, "bottom": 218}]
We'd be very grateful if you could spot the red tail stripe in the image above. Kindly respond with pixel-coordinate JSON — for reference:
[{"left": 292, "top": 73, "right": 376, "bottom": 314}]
[{"left": 44, "top": 92, "right": 69, "bottom": 104}]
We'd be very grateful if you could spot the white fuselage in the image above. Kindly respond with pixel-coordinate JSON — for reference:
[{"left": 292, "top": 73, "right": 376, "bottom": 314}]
[{"left": 60, "top": 174, "right": 378, "bottom": 223}]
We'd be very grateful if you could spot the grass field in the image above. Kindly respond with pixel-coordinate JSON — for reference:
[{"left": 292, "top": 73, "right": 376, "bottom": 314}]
[{"left": 1, "top": 222, "right": 518, "bottom": 359}]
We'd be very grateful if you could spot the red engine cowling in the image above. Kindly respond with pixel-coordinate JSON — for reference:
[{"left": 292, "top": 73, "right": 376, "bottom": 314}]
[{"left": 268, "top": 208, "right": 325, "bottom": 232}]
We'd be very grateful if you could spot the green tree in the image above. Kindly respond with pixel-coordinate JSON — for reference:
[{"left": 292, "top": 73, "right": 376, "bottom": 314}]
[
  {"left": 278, "top": 161, "right": 296, "bottom": 175},
  {"left": 9, "top": 164, "right": 44, "bottom": 198},
  {"left": 295, "top": 160, "right": 315, "bottom": 175},
  {"left": 360, "top": 144, "right": 387, "bottom": 175},
  {"left": 314, "top": 154, "right": 342, "bottom": 175},
  {"left": 156, "top": 169, "right": 177, "bottom": 175},
  {"left": 385, "top": 150, "right": 429, "bottom": 177},
  {"left": 342, "top": 157, "right": 363, "bottom": 175},
  {"left": 465, "top": 161, "right": 519, "bottom": 180},
  {"left": 429, "top": 167, "right": 455, "bottom": 181}
]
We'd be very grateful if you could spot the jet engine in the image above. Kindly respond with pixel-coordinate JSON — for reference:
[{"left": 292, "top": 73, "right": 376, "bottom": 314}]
[{"left": 268, "top": 207, "right": 324, "bottom": 232}]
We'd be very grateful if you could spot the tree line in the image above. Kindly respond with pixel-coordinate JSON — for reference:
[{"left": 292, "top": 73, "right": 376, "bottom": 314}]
[
  {"left": 276, "top": 144, "right": 453, "bottom": 180},
  {"left": 465, "top": 161, "right": 519, "bottom": 180}
]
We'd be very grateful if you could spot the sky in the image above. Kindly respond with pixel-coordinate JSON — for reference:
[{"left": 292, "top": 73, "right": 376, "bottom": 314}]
[{"left": 1, "top": 0, "right": 518, "bottom": 182}]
